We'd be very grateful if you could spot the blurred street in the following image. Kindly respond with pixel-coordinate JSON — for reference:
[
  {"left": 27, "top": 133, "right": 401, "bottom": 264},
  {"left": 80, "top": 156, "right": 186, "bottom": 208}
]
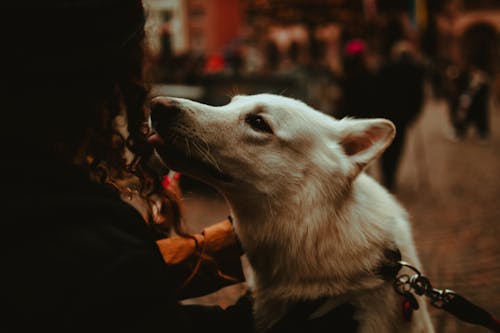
[{"left": 179, "top": 95, "right": 500, "bottom": 333}]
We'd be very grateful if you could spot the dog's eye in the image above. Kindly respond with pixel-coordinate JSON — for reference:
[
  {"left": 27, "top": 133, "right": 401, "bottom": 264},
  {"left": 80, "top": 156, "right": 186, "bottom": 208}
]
[{"left": 245, "top": 114, "right": 273, "bottom": 134}]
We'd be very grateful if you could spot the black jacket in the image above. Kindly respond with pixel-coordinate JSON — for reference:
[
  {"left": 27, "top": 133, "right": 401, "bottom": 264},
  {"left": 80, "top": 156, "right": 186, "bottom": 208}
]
[{"left": 1, "top": 152, "right": 253, "bottom": 333}]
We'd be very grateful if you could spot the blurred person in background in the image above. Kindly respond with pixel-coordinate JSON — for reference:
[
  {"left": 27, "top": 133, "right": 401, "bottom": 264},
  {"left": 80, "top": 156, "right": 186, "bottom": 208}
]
[
  {"left": 336, "top": 38, "right": 379, "bottom": 120},
  {"left": 448, "top": 22, "right": 498, "bottom": 142},
  {"left": 336, "top": 37, "right": 425, "bottom": 192},
  {"left": 449, "top": 65, "right": 491, "bottom": 142},
  {"left": 376, "top": 40, "right": 426, "bottom": 191},
  {"left": 0, "top": 1, "right": 253, "bottom": 332},
  {"left": 263, "top": 39, "right": 281, "bottom": 72},
  {"left": 158, "top": 18, "right": 174, "bottom": 81}
]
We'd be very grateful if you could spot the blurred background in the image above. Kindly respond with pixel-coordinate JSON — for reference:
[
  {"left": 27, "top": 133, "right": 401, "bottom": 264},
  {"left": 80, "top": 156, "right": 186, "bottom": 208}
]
[{"left": 142, "top": 1, "right": 499, "bottom": 332}]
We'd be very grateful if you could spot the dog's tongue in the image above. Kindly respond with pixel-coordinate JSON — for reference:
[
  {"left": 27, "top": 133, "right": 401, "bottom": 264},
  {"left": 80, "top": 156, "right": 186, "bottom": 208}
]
[{"left": 147, "top": 133, "right": 164, "bottom": 145}]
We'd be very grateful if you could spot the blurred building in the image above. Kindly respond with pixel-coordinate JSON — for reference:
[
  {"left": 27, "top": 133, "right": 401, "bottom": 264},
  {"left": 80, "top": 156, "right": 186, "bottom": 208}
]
[
  {"left": 144, "top": 0, "right": 500, "bottom": 105},
  {"left": 143, "top": 0, "right": 189, "bottom": 56},
  {"left": 143, "top": 0, "right": 499, "bottom": 70},
  {"left": 144, "top": 0, "right": 245, "bottom": 57}
]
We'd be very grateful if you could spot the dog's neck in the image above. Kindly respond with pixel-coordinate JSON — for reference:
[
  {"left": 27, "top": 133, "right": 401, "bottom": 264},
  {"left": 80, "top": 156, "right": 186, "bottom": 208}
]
[
  {"left": 230, "top": 174, "right": 398, "bottom": 300},
  {"left": 228, "top": 174, "right": 407, "bottom": 332}
]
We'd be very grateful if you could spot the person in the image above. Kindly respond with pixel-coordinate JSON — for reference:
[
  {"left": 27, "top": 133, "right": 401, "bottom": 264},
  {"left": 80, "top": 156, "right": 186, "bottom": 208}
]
[
  {"left": 337, "top": 37, "right": 425, "bottom": 192},
  {"left": 0, "top": 1, "right": 253, "bottom": 332},
  {"left": 375, "top": 40, "right": 425, "bottom": 191},
  {"left": 335, "top": 38, "right": 379, "bottom": 120},
  {"left": 449, "top": 65, "right": 491, "bottom": 141},
  {"left": 263, "top": 39, "right": 281, "bottom": 72},
  {"left": 158, "top": 20, "right": 174, "bottom": 81},
  {"left": 447, "top": 22, "right": 497, "bottom": 142}
]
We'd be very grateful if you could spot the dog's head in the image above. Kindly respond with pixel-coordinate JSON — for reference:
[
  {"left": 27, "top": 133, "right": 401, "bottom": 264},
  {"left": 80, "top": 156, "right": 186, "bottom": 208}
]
[{"left": 149, "top": 94, "right": 395, "bottom": 201}]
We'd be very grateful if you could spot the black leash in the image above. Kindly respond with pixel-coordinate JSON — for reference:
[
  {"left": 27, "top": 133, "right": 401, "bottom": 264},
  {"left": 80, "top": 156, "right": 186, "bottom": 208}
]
[{"left": 393, "top": 261, "right": 500, "bottom": 332}]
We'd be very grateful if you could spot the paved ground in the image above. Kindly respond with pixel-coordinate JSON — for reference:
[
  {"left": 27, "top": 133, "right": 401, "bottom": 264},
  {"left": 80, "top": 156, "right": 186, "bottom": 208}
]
[{"left": 178, "top": 96, "right": 500, "bottom": 332}]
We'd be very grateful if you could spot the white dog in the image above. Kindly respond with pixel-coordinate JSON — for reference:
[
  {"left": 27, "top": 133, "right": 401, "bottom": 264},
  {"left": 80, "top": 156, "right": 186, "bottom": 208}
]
[{"left": 149, "top": 94, "right": 435, "bottom": 333}]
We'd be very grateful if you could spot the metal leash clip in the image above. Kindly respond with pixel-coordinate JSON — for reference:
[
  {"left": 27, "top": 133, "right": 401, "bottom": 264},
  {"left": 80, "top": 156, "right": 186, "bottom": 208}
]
[
  {"left": 393, "top": 261, "right": 500, "bottom": 332},
  {"left": 393, "top": 261, "right": 423, "bottom": 315},
  {"left": 393, "top": 261, "right": 422, "bottom": 296},
  {"left": 427, "top": 288, "right": 457, "bottom": 309},
  {"left": 393, "top": 261, "right": 455, "bottom": 308}
]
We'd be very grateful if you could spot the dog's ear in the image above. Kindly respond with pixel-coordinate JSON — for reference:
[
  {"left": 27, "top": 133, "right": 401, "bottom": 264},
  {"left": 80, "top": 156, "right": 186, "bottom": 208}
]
[{"left": 338, "top": 118, "right": 396, "bottom": 176}]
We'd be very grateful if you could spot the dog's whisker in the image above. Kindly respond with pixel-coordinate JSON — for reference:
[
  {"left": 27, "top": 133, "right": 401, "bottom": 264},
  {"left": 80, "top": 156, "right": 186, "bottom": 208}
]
[
  {"left": 265, "top": 196, "right": 275, "bottom": 218},
  {"left": 198, "top": 134, "right": 211, "bottom": 152},
  {"left": 196, "top": 135, "right": 222, "bottom": 171},
  {"left": 279, "top": 87, "right": 289, "bottom": 96},
  {"left": 192, "top": 140, "right": 222, "bottom": 172},
  {"left": 201, "top": 143, "right": 221, "bottom": 171},
  {"left": 185, "top": 138, "right": 192, "bottom": 157},
  {"left": 165, "top": 132, "right": 178, "bottom": 145}
]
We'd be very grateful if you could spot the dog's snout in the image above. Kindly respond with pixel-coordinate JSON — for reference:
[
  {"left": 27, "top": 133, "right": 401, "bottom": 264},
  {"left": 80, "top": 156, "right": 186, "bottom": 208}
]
[{"left": 150, "top": 97, "right": 182, "bottom": 128}]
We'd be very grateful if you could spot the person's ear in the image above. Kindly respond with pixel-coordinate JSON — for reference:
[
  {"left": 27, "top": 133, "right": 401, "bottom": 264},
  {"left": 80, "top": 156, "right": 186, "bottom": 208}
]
[{"left": 338, "top": 118, "right": 396, "bottom": 178}]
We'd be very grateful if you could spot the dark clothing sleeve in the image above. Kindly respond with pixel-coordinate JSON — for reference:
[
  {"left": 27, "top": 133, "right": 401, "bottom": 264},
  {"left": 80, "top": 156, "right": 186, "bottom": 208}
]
[{"left": 2, "top": 163, "right": 253, "bottom": 333}]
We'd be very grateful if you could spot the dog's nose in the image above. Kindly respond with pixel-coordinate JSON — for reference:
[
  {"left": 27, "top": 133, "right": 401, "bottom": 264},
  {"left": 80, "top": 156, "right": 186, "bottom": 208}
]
[{"left": 150, "top": 97, "right": 182, "bottom": 129}]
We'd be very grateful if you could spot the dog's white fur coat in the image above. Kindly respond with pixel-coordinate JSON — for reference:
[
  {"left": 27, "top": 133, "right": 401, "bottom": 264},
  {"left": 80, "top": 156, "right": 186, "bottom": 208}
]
[{"left": 150, "top": 94, "right": 435, "bottom": 333}]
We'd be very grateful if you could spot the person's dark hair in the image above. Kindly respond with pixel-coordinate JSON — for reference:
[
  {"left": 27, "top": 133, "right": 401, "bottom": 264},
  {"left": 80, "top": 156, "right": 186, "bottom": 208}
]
[{"left": 1, "top": 0, "right": 182, "bottom": 235}]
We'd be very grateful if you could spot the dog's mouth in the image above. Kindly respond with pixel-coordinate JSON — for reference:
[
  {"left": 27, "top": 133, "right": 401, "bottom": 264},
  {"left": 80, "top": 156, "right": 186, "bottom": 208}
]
[{"left": 148, "top": 132, "right": 233, "bottom": 183}]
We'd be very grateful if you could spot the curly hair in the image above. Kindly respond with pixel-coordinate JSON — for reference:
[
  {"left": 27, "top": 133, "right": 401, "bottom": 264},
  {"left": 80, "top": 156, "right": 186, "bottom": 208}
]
[{"left": 2, "top": 0, "right": 183, "bottom": 236}]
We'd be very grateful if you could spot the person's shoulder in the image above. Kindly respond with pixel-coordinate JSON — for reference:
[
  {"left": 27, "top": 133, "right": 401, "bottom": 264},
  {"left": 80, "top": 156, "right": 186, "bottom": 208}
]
[{"left": 7, "top": 170, "right": 155, "bottom": 248}]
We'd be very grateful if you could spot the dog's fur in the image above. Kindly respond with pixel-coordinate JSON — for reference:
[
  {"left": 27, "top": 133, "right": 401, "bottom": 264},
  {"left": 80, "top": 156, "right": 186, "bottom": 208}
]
[{"left": 150, "top": 94, "right": 435, "bottom": 333}]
